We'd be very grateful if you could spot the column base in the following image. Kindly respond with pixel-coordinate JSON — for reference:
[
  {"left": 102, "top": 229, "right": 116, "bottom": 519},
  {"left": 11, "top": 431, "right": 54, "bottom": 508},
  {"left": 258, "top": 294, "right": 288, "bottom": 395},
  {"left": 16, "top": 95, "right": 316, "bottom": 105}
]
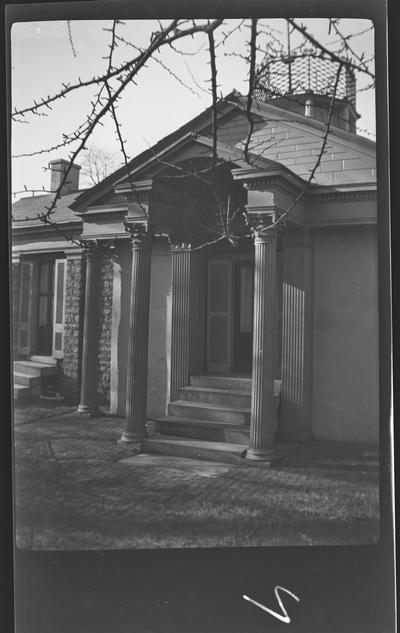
[
  {"left": 246, "top": 447, "right": 276, "bottom": 464},
  {"left": 117, "top": 430, "right": 148, "bottom": 450},
  {"left": 77, "top": 404, "right": 99, "bottom": 416}
]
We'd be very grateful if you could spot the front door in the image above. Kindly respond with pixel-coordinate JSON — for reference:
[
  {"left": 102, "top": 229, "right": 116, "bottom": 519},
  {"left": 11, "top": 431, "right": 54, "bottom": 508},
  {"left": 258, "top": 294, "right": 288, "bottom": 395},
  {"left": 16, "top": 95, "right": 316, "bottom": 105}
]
[{"left": 206, "top": 259, "right": 254, "bottom": 374}]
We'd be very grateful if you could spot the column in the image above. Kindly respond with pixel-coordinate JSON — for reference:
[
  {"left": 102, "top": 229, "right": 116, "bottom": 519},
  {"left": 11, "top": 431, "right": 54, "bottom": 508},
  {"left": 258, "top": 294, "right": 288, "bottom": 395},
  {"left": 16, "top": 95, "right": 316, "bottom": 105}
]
[
  {"left": 169, "top": 238, "right": 192, "bottom": 402},
  {"left": 78, "top": 245, "right": 99, "bottom": 414},
  {"left": 120, "top": 223, "right": 152, "bottom": 445},
  {"left": 247, "top": 222, "right": 278, "bottom": 461}
]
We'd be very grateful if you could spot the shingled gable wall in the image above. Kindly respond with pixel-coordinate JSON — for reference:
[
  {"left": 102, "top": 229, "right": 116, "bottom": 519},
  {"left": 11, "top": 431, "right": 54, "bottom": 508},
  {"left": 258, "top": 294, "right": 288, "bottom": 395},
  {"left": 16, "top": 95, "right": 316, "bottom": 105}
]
[{"left": 205, "top": 99, "right": 376, "bottom": 186}]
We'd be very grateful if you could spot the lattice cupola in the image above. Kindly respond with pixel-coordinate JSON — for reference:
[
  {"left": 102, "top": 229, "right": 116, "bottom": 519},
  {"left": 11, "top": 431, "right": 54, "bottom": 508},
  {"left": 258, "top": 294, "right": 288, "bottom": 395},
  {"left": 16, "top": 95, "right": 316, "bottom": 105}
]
[{"left": 253, "top": 46, "right": 360, "bottom": 133}]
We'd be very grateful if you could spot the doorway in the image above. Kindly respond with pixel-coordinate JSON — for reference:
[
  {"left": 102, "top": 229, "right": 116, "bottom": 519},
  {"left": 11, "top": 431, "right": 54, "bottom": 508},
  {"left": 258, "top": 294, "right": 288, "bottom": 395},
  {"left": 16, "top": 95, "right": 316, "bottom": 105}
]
[
  {"left": 206, "top": 258, "right": 254, "bottom": 374},
  {"left": 36, "top": 260, "right": 55, "bottom": 355}
]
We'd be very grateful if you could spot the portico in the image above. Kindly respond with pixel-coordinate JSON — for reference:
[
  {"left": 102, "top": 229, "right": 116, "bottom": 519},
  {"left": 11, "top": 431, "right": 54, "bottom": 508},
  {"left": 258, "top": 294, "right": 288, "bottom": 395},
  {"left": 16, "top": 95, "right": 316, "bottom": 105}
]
[{"left": 73, "top": 148, "right": 311, "bottom": 462}]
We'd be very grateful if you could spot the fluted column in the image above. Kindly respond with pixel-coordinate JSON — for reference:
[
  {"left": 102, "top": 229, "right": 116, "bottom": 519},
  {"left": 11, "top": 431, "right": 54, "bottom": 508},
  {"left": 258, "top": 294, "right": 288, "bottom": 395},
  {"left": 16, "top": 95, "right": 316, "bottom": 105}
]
[
  {"left": 247, "top": 221, "right": 278, "bottom": 461},
  {"left": 120, "top": 223, "right": 152, "bottom": 445},
  {"left": 169, "top": 238, "right": 192, "bottom": 402},
  {"left": 78, "top": 245, "right": 99, "bottom": 414}
]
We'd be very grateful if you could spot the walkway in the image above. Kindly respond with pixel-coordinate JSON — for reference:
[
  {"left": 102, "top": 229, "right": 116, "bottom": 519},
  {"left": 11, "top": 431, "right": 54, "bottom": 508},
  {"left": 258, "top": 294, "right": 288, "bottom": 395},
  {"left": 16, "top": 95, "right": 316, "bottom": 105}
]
[{"left": 13, "top": 402, "right": 379, "bottom": 549}]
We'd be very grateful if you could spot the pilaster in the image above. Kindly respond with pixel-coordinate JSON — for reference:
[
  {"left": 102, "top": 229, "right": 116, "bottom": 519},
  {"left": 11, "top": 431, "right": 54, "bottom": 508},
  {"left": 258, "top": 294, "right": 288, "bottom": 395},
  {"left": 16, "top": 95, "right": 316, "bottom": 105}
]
[
  {"left": 77, "top": 243, "right": 99, "bottom": 414},
  {"left": 169, "top": 237, "right": 193, "bottom": 402}
]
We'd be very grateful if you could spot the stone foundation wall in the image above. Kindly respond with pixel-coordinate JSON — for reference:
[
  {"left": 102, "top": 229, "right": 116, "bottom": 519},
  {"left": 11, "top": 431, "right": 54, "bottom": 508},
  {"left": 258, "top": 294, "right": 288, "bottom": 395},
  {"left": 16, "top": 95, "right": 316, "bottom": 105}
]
[
  {"left": 62, "top": 254, "right": 85, "bottom": 402},
  {"left": 96, "top": 251, "right": 114, "bottom": 405}
]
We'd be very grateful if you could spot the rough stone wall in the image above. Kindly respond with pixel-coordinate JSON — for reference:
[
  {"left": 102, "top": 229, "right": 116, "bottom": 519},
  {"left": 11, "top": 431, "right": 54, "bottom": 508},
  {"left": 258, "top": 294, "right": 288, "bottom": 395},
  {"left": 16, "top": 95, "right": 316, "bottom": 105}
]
[
  {"left": 96, "top": 251, "right": 113, "bottom": 405},
  {"left": 62, "top": 255, "right": 85, "bottom": 402}
]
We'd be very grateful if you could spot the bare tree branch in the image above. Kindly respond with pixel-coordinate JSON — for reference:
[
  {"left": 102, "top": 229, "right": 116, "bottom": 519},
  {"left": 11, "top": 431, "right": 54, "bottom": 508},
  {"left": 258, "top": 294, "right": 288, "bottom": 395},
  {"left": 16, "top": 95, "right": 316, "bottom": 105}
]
[{"left": 243, "top": 19, "right": 258, "bottom": 162}]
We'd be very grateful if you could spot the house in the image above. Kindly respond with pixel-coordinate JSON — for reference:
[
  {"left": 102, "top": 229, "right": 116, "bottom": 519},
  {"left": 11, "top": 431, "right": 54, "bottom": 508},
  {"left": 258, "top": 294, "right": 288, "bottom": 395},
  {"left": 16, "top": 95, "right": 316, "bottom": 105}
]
[{"left": 11, "top": 53, "right": 379, "bottom": 462}]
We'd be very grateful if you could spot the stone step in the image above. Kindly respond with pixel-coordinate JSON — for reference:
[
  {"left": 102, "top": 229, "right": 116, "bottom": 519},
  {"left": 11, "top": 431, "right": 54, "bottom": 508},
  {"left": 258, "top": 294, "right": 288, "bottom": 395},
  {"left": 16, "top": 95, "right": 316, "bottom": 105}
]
[
  {"left": 168, "top": 400, "right": 251, "bottom": 425},
  {"left": 13, "top": 372, "right": 41, "bottom": 388},
  {"left": 13, "top": 360, "right": 58, "bottom": 377},
  {"left": 13, "top": 384, "right": 31, "bottom": 400},
  {"left": 155, "top": 416, "right": 250, "bottom": 445},
  {"left": 190, "top": 375, "right": 252, "bottom": 393},
  {"left": 142, "top": 435, "right": 247, "bottom": 464},
  {"left": 179, "top": 386, "right": 251, "bottom": 408},
  {"left": 30, "top": 355, "right": 58, "bottom": 365},
  {"left": 189, "top": 376, "right": 282, "bottom": 396}
]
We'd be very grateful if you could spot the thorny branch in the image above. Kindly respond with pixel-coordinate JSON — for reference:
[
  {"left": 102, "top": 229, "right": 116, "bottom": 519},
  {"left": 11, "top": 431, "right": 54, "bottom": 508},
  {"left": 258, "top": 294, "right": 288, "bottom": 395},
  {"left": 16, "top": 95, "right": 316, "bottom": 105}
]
[
  {"left": 243, "top": 19, "right": 258, "bottom": 162},
  {"left": 287, "top": 18, "right": 375, "bottom": 82},
  {"left": 12, "top": 18, "right": 375, "bottom": 250}
]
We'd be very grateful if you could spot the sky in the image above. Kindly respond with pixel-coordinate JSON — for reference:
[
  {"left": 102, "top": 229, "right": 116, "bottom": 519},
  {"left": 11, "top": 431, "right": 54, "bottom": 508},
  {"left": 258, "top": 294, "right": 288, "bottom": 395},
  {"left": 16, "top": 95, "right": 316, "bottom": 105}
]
[{"left": 11, "top": 18, "right": 376, "bottom": 199}]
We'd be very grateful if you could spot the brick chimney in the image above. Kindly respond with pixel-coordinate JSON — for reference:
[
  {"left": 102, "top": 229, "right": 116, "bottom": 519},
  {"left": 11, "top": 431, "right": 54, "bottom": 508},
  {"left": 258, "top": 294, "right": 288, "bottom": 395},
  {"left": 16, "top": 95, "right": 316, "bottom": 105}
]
[{"left": 48, "top": 159, "right": 81, "bottom": 195}]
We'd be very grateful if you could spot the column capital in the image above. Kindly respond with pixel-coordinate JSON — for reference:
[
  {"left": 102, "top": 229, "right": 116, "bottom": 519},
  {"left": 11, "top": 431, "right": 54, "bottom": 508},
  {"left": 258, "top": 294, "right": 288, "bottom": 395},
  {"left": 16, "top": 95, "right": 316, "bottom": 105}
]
[
  {"left": 123, "top": 221, "right": 153, "bottom": 249},
  {"left": 248, "top": 214, "right": 279, "bottom": 244},
  {"left": 83, "top": 239, "right": 116, "bottom": 258},
  {"left": 168, "top": 234, "right": 194, "bottom": 252}
]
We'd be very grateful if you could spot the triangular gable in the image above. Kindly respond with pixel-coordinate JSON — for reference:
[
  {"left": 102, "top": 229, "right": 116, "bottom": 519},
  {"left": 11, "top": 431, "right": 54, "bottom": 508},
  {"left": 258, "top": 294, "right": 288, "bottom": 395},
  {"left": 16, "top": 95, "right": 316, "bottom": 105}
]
[{"left": 72, "top": 91, "right": 376, "bottom": 212}]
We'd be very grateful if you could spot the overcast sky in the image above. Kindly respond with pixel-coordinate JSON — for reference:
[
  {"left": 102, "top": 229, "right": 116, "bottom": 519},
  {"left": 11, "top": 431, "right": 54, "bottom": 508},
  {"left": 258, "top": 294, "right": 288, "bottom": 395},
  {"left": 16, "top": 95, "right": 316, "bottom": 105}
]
[{"left": 11, "top": 18, "right": 375, "bottom": 198}]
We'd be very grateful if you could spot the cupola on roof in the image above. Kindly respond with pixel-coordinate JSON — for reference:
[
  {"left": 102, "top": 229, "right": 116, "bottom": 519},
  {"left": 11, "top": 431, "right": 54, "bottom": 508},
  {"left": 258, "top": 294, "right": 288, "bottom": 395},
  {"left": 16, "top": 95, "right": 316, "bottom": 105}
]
[{"left": 254, "top": 46, "right": 360, "bottom": 133}]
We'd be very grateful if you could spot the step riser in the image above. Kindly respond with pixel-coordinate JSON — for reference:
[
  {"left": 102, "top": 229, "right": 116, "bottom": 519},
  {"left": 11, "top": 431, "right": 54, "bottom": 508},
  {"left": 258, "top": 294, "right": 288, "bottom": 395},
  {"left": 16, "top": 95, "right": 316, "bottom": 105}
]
[
  {"left": 14, "top": 386, "right": 31, "bottom": 400},
  {"left": 13, "top": 362, "right": 58, "bottom": 377},
  {"left": 156, "top": 421, "right": 250, "bottom": 445},
  {"left": 142, "top": 439, "right": 245, "bottom": 464},
  {"left": 14, "top": 374, "right": 41, "bottom": 387},
  {"left": 168, "top": 403, "right": 250, "bottom": 425},
  {"left": 30, "top": 356, "right": 58, "bottom": 365},
  {"left": 180, "top": 388, "right": 251, "bottom": 408},
  {"left": 190, "top": 376, "right": 252, "bottom": 392}
]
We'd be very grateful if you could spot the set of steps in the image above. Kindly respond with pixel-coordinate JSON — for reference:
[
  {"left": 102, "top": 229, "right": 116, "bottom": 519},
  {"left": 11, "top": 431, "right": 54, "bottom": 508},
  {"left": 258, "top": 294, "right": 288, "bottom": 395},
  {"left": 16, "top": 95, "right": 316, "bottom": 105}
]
[
  {"left": 13, "top": 356, "right": 58, "bottom": 402},
  {"left": 143, "top": 376, "right": 280, "bottom": 464}
]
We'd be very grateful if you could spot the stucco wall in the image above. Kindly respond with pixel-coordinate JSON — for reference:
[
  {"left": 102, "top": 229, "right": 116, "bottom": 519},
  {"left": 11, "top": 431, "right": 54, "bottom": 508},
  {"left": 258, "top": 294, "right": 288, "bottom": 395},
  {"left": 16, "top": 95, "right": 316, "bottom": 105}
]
[
  {"left": 147, "top": 239, "right": 172, "bottom": 419},
  {"left": 110, "top": 239, "right": 172, "bottom": 419},
  {"left": 312, "top": 226, "right": 379, "bottom": 444}
]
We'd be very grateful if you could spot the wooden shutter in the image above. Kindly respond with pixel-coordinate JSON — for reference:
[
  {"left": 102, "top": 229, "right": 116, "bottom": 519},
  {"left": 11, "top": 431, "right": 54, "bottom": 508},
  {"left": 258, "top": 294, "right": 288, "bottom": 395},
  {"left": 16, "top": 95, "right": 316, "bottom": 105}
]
[
  {"left": 17, "top": 261, "right": 34, "bottom": 356},
  {"left": 206, "top": 260, "right": 233, "bottom": 373},
  {"left": 52, "top": 259, "right": 67, "bottom": 359}
]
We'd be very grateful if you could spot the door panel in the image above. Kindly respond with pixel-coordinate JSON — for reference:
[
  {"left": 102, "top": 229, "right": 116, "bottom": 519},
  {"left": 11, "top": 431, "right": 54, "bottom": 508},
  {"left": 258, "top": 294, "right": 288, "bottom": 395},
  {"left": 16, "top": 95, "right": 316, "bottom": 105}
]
[
  {"left": 36, "top": 261, "right": 54, "bottom": 355},
  {"left": 233, "top": 262, "right": 254, "bottom": 372},
  {"left": 206, "top": 261, "right": 233, "bottom": 373},
  {"left": 52, "top": 259, "right": 67, "bottom": 359},
  {"left": 17, "top": 261, "right": 35, "bottom": 356}
]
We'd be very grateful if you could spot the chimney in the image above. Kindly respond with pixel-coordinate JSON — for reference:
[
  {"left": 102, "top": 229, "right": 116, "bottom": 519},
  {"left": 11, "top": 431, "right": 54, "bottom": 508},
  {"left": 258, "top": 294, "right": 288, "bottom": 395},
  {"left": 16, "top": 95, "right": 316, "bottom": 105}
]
[{"left": 48, "top": 159, "right": 81, "bottom": 195}]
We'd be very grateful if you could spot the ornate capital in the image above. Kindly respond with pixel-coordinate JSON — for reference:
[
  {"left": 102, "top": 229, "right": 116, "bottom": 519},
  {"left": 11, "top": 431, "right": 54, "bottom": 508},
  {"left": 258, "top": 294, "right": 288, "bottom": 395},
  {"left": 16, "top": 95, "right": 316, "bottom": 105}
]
[
  {"left": 248, "top": 214, "right": 278, "bottom": 244},
  {"left": 124, "top": 221, "right": 152, "bottom": 249},
  {"left": 168, "top": 234, "right": 194, "bottom": 252},
  {"left": 83, "top": 239, "right": 115, "bottom": 258},
  {"left": 83, "top": 240, "right": 99, "bottom": 259}
]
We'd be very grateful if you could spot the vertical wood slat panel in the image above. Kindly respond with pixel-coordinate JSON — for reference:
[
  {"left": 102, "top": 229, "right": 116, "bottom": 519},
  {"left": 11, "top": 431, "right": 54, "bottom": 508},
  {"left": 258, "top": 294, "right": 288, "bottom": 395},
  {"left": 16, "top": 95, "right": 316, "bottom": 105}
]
[
  {"left": 282, "top": 282, "right": 305, "bottom": 406},
  {"left": 170, "top": 246, "right": 191, "bottom": 402}
]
